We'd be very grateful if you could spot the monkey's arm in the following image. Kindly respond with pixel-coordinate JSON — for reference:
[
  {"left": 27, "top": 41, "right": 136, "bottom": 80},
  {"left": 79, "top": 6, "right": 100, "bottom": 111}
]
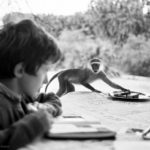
[
  {"left": 100, "top": 72, "right": 127, "bottom": 91},
  {"left": 81, "top": 83, "right": 101, "bottom": 93}
]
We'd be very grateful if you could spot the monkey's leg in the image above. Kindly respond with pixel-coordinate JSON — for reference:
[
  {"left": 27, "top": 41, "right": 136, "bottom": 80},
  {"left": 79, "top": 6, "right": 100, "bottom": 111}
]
[
  {"left": 66, "top": 81, "right": 75, "bottom": 93},
  {"left": 81, "top": 83, "right": 101, "bottom": 93},
  {"left": 56, "top": 78, "right": 68, "bottom": 97}
]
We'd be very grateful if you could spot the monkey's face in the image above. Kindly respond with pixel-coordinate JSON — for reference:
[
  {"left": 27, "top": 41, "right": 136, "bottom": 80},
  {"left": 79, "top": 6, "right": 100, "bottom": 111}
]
[
  {"left": 89, "top": 58, "right": 103, "bottom": 74},
  {"left": 91, "top": 63, "right": 100, "bottom": 73}
]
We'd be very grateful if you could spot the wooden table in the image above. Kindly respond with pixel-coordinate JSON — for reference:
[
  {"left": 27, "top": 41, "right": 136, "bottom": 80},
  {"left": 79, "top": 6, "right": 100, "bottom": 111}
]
[{"left": 19, "top": 87, "right": 150, "bottom": 150}]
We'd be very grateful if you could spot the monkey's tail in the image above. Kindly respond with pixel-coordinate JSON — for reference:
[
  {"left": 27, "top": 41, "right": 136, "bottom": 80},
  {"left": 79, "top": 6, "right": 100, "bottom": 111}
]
[{"left": 45, "top": 71, "right": 62, "bottom": 92}]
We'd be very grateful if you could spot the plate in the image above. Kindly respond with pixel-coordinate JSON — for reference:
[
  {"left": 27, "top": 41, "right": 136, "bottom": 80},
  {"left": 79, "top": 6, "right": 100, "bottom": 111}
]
[{"left": 109, "top": 91, "right": 150, "bottom": 101}]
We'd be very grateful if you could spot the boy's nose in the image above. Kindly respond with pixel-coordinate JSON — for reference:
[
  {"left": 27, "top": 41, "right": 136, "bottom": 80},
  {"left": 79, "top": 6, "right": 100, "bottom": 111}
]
[{"left": 43, "top": 75, "right": 48, "bottom": 84}]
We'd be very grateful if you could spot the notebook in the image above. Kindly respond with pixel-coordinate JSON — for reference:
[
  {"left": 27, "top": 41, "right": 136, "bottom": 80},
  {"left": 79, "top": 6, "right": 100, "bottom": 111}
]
[{"left": 45, "top": 115, "right": 116, "bottom": 140}]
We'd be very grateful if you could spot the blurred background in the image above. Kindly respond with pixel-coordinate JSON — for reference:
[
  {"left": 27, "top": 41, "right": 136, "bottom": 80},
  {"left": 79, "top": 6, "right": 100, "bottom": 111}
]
[{"left": 1, "top": 0, "right": 150, "bottom": 77}]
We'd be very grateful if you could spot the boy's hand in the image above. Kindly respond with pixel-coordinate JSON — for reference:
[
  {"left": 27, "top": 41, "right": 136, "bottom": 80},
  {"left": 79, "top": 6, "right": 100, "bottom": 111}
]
[
  {"left": 42, "top": 110, "right": 54, "bottom": 129},
  {"left": 33, "top": 102, "right": 62, "bottom": 117},
  {"left": 27, "top": 103, "right": 38, "bottom": 112}
]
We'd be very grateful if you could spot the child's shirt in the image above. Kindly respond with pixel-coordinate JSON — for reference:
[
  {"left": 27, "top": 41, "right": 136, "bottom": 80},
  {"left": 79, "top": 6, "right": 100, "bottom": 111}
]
[{"left": 0, "top": 83, "right": 62, "bottom": 150}]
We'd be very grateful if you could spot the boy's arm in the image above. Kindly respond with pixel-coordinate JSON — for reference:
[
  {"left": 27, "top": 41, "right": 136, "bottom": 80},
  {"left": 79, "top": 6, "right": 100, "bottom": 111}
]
[
  {"left": 36, "top": 92, "right": 62, "bottom": 117},
  {"left": 0, "top": 109, "right": 53, "bottom": 150}
]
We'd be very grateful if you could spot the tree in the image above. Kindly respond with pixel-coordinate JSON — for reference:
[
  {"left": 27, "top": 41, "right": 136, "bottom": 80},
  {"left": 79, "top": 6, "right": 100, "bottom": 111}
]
[{"left": 88, "top": 0, "right": 146, "bottom": 44}]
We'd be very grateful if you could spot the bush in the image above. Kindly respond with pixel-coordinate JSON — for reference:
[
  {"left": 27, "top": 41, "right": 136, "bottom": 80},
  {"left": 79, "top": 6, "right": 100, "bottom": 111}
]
[
  {"left": 116, "top": 34, "right": 150, "bottom": 76},
  {"left": 58, "top": 29, "right": 99, "bottom": 69}
]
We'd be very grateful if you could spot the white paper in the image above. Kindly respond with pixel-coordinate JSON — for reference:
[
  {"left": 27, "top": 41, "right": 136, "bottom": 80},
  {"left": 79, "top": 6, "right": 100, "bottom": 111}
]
[{"left": 50, "top": 124, "right": 98, "bottom": 134}]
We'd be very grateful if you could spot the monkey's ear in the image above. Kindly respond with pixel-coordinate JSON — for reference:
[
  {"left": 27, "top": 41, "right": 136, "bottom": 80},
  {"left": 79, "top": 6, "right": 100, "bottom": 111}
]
[{"left": 14, "top": 63, "right": 24, "bottom": 78}]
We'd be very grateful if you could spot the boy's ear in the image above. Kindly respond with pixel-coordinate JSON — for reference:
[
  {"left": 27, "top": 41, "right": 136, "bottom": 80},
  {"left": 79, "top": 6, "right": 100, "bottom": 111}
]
[{"left": 14, "top": 63, "right": 24, "bottom": 78}]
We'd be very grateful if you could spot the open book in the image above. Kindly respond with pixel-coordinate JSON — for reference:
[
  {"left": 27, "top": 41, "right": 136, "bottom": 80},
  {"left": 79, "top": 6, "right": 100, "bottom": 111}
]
[{"left": 46, "top": 115, "right": 116, "bottom": 140}]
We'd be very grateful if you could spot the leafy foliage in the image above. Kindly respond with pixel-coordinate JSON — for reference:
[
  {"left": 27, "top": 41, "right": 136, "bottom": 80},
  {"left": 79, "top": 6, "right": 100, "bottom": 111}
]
[
  {"left": 88, "top": 0, "right": 146, "bottom": 44},
  {"left": 2, "top": 0, "right": 150, "bottom": 76},
  {"left": 116, "top": 34, "right": 150, "bottom": 76}
]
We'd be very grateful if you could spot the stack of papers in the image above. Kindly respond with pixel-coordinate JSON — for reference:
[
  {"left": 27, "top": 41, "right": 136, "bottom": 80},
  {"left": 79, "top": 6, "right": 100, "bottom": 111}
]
[{"left": 46, "top": 115, "right": 116, "bottom": 140}]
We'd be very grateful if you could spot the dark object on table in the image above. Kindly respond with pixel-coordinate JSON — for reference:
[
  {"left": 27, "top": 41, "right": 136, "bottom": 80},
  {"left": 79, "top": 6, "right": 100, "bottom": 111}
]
[{"left": 109, "top": 90, "right": 150, "bottom": 101}]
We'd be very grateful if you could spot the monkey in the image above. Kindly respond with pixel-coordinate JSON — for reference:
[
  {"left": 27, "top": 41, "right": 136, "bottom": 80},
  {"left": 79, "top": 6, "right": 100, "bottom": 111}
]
[{"left": 45, "top": 58, "right": 128, "bottom": 97}]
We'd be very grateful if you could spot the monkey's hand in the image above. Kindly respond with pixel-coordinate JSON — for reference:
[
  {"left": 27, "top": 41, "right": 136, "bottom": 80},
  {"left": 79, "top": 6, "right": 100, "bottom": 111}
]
[
  {"left": 121, "top": 88, "right": 130, "bottom": 93},
  {"left": 93, "top": 90, "right": 102, "bottom": 93}
]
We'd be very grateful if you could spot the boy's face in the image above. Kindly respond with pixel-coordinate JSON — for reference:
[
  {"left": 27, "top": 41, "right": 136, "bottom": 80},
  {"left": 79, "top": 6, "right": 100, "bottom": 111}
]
[{"left": 19, "top": 61, "right": 51, "bottom": 97}]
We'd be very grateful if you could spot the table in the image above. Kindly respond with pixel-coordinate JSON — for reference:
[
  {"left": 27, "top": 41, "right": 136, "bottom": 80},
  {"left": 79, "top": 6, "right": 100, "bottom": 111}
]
[{"left": 19, "top": 88, "right": 150, "bottom": 150}]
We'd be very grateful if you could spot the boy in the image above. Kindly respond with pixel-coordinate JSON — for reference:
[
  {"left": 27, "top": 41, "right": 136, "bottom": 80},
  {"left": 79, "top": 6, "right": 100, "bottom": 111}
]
[{"left": 0, "top": 19, "right": 62, "bottom": 150}]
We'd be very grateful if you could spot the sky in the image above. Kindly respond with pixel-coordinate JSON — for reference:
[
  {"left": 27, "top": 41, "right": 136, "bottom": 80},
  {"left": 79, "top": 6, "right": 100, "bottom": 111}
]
[{"left": 0, "top": 0, "right": 91, "bottom": 17}]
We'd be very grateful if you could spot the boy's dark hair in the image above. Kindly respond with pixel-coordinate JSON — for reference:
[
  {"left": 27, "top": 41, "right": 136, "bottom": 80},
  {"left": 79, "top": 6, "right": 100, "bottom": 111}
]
[{"left": 0, "top": 19, "right": 61, "bottom": 79}]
